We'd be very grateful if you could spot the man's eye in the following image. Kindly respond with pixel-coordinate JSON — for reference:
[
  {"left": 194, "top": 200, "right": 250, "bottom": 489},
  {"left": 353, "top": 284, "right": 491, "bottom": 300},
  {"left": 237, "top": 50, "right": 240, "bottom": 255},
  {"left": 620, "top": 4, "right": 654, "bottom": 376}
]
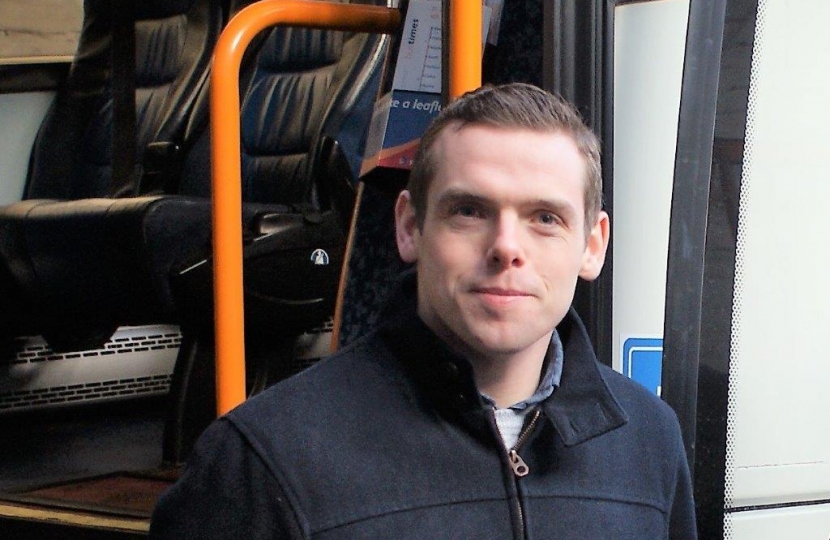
[
  {"left": 453, "top": 205, "right": 483, "bottom": 218},
  {"left": 537, "top": 212, "right": 558, "bottom": 225}
]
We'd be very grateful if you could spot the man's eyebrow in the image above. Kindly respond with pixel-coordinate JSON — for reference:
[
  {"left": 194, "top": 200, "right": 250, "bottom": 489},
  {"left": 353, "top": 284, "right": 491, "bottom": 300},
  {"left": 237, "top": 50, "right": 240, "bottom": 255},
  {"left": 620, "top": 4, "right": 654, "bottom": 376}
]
[
  {"left": 434, "top": 189, "right": 493, "bottom": 208},
  {"left": 524, "top": 198, "right": 578, "bottom": 219}
]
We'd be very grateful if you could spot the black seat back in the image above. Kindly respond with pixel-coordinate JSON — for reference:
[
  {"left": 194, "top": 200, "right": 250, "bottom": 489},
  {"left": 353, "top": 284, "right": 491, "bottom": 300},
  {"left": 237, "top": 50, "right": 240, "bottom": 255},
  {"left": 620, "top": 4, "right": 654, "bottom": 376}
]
[
  {"left": 172, "top": 0, "right": 389, "bottom": 329},
  {"left": 163, "top": 1, "right": 390, "bottom": 461},
  {"left": 179, "top": 0, "right": 385, "bottom": 211},
  {"left": 25, "top": 0, "right": 222, "bottom": 201},
  {"left": 0, "top": 0, "right": 222, "bottom": 348}
]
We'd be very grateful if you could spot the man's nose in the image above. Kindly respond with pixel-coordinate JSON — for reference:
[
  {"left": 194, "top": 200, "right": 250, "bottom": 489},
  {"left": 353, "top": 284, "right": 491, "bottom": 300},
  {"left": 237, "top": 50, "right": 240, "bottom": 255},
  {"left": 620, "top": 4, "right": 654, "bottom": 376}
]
[{"left": 486, "top": 216, "right": 525, "bottom": 269}]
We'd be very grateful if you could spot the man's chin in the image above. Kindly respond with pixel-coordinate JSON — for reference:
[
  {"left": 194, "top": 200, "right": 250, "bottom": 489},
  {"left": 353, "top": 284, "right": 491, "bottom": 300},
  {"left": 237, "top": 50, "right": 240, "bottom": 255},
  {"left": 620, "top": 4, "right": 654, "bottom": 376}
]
[{"left": 464, "top": 332, "right": 537, "bottom": 359}]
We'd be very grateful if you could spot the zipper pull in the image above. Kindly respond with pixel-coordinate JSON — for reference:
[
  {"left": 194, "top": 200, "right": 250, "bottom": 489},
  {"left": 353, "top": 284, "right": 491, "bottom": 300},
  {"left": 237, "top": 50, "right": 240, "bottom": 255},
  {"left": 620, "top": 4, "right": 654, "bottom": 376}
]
[{"left": 508, "top": 449, "right": 530, "bottom": 477}]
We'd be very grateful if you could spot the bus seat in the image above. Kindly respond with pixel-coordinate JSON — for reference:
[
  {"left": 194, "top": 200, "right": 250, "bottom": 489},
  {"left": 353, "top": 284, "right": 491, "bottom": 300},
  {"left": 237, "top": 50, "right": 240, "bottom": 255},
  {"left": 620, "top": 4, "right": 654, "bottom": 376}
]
[
  {"left": 0, "top": 0, "right": 386, "bottom": 362},
  {"left": 167, "top": 0, "right": 388, "bottom": 383},
  {"left": 161, "top": 4, "right": 388, "bottom": 460},
  {"left": 0, "top": 0, "right": 223, "bottom": 350},
  {"left": 27, "top": 0, "right": 223, "bottom": 200},
  {"left": 170, "top": 5, "right": 387, "bottom": 330}
]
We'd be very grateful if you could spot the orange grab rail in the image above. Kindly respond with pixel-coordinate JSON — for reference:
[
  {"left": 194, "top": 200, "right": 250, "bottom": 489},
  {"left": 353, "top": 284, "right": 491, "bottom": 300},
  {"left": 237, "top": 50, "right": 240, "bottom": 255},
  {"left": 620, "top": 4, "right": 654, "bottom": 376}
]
[
  {"left": 211, "top": 0, "right": 400, "bottom": 416},
  {"left": 448, "top": 0, "right": 482, "bottom": 98}
]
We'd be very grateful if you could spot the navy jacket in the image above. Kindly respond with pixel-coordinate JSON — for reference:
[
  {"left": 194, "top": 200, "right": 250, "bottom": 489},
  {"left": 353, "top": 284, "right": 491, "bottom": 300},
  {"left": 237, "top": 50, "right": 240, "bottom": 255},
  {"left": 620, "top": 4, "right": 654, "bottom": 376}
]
[{"left": 151, "top": 277, "right": 697, "bottom": 539}]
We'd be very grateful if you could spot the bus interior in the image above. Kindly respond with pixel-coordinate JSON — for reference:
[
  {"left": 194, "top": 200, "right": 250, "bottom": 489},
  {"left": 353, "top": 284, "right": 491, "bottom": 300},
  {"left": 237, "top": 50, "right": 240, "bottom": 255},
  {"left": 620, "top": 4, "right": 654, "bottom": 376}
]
[{"left": 0, "top": 0, "right": 828, "bottom": 538}]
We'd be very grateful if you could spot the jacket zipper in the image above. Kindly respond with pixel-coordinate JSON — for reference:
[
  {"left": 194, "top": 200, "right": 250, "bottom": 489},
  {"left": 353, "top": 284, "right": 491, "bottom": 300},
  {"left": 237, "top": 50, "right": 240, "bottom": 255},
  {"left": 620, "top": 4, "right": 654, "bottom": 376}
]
[
  {"left": 508, "top": 408, "right": 541, "bottom": 477},
  {"left": 493, "top": 408, "right": 542, "bottom": 539}
]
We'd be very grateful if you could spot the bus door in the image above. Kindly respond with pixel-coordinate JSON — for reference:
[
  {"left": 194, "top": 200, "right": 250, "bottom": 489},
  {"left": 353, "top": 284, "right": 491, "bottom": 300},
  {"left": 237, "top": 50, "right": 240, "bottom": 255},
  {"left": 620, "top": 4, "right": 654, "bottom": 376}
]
[{"left": 660, "top": 0, "right": 830, "bottom": 537}]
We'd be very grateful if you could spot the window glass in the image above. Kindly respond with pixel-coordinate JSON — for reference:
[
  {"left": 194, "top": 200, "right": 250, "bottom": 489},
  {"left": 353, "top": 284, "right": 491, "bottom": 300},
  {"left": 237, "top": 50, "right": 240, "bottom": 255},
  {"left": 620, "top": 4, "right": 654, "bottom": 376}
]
[{"left": 0, "top": 0, "right": 83, "bottom": 63}]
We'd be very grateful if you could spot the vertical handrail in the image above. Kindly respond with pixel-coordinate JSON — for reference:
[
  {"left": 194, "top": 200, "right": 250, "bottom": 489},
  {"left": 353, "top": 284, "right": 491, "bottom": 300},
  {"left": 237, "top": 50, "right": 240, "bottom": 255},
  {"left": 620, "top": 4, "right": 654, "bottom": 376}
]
[
  {"left": 211, "top": 0, "right": 400, "bottom": 416},
  {"left": 448, "top": 0, "right": 482, "bottom": 98}
]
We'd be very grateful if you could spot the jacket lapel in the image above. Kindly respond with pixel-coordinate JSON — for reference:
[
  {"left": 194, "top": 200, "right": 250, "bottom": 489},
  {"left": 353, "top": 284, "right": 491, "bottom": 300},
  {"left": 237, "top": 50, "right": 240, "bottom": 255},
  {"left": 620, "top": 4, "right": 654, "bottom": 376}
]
[{"left": 543, "top": 309, "right": 628, "bottom": 446}]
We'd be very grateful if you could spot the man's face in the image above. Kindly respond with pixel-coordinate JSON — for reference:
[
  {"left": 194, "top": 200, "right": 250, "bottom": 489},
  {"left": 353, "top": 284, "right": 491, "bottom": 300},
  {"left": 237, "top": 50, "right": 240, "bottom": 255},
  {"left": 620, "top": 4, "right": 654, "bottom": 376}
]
[{"left": 395, "top": 124, "right": 609, "bottom": 363}]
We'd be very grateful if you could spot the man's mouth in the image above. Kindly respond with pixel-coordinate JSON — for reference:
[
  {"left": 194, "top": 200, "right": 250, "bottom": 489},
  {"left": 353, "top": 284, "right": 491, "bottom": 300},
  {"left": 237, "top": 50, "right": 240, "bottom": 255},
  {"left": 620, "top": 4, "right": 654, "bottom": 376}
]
[
  {"left": 474, "top": 287, "right": 531, "bottom": 297},
  {"left": 471, "top": 287, "right": 534, "bottom": 307}
]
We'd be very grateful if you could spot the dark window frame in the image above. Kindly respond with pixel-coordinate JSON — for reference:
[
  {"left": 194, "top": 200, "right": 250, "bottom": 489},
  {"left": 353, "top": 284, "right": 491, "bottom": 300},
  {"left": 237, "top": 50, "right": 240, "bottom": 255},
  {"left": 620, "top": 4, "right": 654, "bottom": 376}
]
[
  {"left": 661, "top": 0, "right": 759, "bottom": 538},
  {"left": 0, "top": 62, "right": 70, "bottom": 94}
]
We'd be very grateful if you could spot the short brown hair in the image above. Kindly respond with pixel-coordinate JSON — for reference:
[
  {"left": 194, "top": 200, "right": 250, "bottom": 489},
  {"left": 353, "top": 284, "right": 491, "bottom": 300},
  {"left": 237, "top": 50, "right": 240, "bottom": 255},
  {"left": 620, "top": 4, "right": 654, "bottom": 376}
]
[{"left": 407, "top": 83, "right": 602, "bottom": 234}]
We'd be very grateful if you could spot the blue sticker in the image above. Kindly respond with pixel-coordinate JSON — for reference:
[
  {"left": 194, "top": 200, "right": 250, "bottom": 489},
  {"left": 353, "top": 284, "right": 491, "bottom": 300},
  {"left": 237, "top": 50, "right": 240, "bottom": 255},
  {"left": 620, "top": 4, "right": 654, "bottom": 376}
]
[{"left": 622, "top": 337, "right": 663, "bottom": 396}]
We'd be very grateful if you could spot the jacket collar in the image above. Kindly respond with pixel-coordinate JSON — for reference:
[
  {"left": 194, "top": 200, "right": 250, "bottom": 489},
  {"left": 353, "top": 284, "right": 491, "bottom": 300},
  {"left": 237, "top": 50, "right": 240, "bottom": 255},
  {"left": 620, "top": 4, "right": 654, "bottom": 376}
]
[
  {"left": 378, "top": 270, "right": 628, "bottom": 447},
  {"left": 542, "top": 309, "right": 629, "bottom": 446}
]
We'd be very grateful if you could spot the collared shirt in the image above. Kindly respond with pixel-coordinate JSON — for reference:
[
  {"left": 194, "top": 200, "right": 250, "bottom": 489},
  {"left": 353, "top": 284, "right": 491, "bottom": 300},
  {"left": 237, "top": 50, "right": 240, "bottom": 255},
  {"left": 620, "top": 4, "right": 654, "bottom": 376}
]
[
  {"left": 480, "top": 331, "right": 565, "bottom": 449},
  {"left": 480, "top": 329, "right": 564, "bottom": 410}
]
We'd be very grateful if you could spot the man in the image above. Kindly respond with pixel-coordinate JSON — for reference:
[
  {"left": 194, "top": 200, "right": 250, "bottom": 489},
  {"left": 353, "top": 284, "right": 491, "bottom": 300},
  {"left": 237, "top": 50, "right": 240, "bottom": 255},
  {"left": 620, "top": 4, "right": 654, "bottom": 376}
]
[{"left": 150, "top": 83, "right": 697, "bottom": 539}]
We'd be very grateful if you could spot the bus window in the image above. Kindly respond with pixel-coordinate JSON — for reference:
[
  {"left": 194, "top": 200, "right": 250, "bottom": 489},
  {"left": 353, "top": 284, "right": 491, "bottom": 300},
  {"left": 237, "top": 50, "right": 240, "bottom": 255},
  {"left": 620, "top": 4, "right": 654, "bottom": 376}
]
[
  {"left": 0, "top": 0, "right": 83, "bottom": 205},
  {"left": 0, "top": 0, "right": 83, "bottom": 64}
]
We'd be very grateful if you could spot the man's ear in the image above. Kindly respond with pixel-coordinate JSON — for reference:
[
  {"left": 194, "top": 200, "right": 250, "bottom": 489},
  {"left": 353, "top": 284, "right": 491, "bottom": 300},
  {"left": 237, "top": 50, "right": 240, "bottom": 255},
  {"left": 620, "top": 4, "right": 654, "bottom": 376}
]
[
  {"left": 579, "top": 210, "right": 610, "bottom": 281},
  {"left": 395, "top": 190, "right": 420, "bottom": 263}
]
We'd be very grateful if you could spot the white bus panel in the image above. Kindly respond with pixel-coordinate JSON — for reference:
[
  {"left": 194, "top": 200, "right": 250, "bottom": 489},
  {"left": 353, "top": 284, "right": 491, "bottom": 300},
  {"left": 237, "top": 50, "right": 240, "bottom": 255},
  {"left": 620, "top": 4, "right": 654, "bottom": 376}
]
[{"left": 612, "top": 0, "right": 689, "bottom": 382}]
